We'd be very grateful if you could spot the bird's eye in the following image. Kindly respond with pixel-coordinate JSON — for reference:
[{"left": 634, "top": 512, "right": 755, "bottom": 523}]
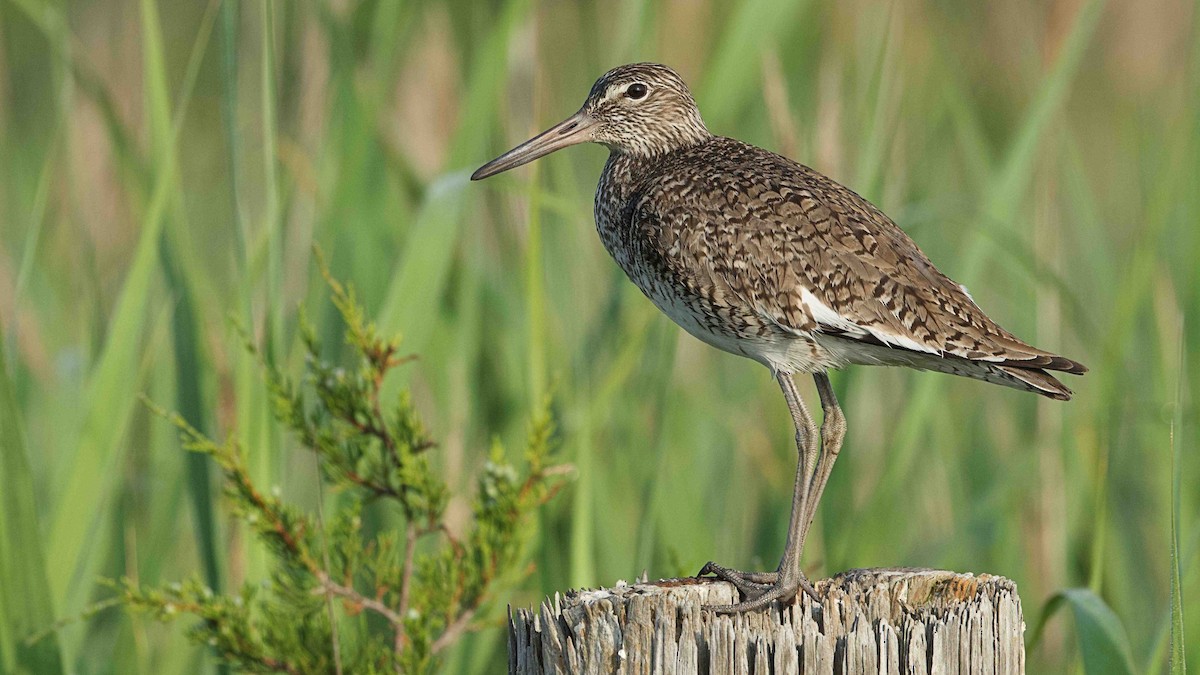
[{"left": 626, "top": 83, "right": 648, "bottom": 100}]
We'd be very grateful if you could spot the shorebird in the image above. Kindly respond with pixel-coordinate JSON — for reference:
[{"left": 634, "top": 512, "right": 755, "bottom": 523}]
[{"left": 471, "top": 63, "right": 1086, "bottom": 613}]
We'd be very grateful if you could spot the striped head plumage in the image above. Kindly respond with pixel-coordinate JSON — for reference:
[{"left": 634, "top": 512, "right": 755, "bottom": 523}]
[
  {"left": 471, "top": 63, "right": 709, "bottom": 179},
  {"left": 581, "top": 63, "right": 710, "bottom": 156}
]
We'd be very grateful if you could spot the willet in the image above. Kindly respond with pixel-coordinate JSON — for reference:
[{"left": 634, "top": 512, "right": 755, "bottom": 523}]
[{"left": 472, "top": 62, "right": 1085, "bottom": 612}]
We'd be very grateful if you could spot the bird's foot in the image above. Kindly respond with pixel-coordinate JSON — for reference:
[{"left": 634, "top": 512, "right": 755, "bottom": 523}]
[
  {"left": 695, "top": 561, "right": 819, "bottom": 613},
  {"left": 696, "top": 561, "right": 777, "bottom": 593}
]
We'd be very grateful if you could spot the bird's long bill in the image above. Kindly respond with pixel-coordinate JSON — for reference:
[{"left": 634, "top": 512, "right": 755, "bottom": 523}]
[{"left": 471, "top": 110, "right": 596, "bottom": 181}]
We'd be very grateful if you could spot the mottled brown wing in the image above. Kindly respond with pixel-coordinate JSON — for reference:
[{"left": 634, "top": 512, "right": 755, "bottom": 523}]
[{"left": 637, "top": 138, "right": 1085, "bottom": 373}]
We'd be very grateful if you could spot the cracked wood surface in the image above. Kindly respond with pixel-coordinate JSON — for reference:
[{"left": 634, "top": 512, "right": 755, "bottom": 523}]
[{"left": 508, "top": 568, "right": 1024, "bottom": 674}]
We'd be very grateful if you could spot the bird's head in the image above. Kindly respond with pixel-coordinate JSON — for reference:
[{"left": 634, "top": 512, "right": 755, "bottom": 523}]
[{"left": 471, "top": 63, "right": 710, "bottom": 181}]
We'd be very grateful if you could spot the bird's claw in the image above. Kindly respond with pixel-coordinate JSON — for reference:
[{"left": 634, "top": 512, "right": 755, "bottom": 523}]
[{"left": 696, "top": 560, "right": 819, "bottom": 612}]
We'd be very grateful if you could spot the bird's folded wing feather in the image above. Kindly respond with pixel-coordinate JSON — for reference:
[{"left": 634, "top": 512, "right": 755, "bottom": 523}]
[{"left": 636, "top": 145, "right": 1083, "bottom": 373}]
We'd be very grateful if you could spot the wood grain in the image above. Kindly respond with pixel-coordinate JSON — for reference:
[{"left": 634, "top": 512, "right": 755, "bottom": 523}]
[{"left": 508, "top": 568, "right": 1024, "bottom": 674}]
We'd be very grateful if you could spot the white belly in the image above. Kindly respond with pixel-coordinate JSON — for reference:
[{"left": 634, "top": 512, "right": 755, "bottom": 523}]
[{"left": 640, "top": 278, "right": 847, "bottom": 375}]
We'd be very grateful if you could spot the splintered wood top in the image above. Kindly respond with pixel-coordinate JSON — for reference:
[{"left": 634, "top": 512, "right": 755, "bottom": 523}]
[{"left": 509, "top": 568, "right": 1024, "bottom": 675}]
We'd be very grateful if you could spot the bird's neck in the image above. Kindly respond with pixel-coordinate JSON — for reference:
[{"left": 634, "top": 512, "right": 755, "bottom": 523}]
[
  {"left": 594, "top": 149, "right": 657, "bottom": 272},
  {"left": 602, "top": 130, "right": 712, "bottom": 194},
  {"left": 601, "top": 149, "right": 643, "bottom": 183},
  {"left": 600, "top": 139, "right": 697, "bottom": 191},
  {"left": 598, "top": 150, "right": 654, "bottom": 212},
  {"left": 604, "top": 123, "right": 712, "bottom": 163}
]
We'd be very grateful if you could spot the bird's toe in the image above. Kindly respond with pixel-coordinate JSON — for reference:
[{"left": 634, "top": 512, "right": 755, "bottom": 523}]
[{"left": 698, "top": 563, "right": 820, "bottom": 613}]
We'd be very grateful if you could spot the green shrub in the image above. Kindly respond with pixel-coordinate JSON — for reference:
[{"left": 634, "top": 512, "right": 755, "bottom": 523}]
[{"left": 124, "top": 262, "right": 566, "bottom": 674}]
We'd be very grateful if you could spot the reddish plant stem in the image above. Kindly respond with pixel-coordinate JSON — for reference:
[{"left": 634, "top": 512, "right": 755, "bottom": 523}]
[
  {"left": 315, "top": 572, "right": 404, "bottom": 626},
  {"left": 431, "top": 605, "right": 480, "bottom": 655}
]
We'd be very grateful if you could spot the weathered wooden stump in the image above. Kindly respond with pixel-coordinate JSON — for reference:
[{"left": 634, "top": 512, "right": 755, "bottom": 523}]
[{"left": 509, "top": 568, "right": 1024, "bottom": 674}]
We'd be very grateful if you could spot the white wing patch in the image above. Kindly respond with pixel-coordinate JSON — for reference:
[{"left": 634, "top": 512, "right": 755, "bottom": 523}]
[
  {"left": 798, "top": 286, "right": 942, "bottom": 356},
  {"left": 874, "top": 328, "right": 942, "bottom": 355},
  {"left": 799, "top": 287, "right": 861, "bottom": 335}
]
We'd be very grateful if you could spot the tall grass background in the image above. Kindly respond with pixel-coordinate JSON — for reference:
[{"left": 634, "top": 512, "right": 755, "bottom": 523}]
[{"left": 0, "top": 0, "right": 1194, "bottom": 672}]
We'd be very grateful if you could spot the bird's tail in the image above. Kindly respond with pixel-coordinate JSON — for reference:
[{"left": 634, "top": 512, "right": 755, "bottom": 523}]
[
  {"left": 990, "top": 365, "right": 1073, "bottom": 401},
  {"left": 896, "top": 351, "right": 1081, "bottom": 400},
  {"left": 819, "top": 334, "right": 1084, "bottom": 400}
]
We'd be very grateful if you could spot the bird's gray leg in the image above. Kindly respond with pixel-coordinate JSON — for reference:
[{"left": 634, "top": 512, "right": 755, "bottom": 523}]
[
  {"left": 701, "top": 372, "right": 820, "bottom": 612},
  {"left": 803, "top": 373, "right": 846, "bottom": 533},
  {"left": 772, "top": 372, "right": 820, "bottom": 586}
]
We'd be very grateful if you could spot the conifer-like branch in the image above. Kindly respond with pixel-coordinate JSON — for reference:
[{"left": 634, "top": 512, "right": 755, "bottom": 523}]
[{"left": 124, "top": 255, "right": 569, "bottom": 674}]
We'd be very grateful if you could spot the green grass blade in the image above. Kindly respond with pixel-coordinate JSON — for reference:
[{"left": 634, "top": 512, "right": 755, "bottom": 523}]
[
  {"left": 1067, "top": 590, "right": 1137, "bottom": 675},
  {"left": 1031, "top": 588, "right": 1137, "bottom": 675},
  {"left": 608, "top": 0, "right": 653, "bottom": 63},
  {"left": 13, "top": 121, "right": 59, "bottom": 306},
  {"left": 260, "top": 0, "right": 283, "bottom": 357},
  {"left": 569, "top": 408, "right": 597, "bottom": 588},
  {"left": 697, "top": 0, "right": 811, "bottom": 129},
  {"left": 525, "top": 164, "right": 546, "bottom": 406},
  {"left": 0, "top": 335, "right": 65, "bottom": 675},
  {"left": 1169, "top": 328, "right": 1187, "bottom": 674},
  {"left": 158, "top": 235, "right": 223, "bottom": 595},
  {"left": 154, "top": 0, "right": 226, "bottom": 610},
  {"left": 986, "top": 0, "right": 1106, "bottom": 222},
  {"left": 238, "top": 0, "right": 286, "bottom": 533},
  {"left": 850, "top": 1, "right": 899, "bottom": 198},
  {"left": 377, "top": 172, "right": 469, "bottom": 347},
  {"left": 1070, "top": 589, "right": 1138, "bottom": 675},
  {"left": 377, "top": 0, "right": 531, "bottom": 347},
  {"left": 44, "top": 0, "right": 178, "bottom": 661},
  {"left": 220, "top": 0, "right": 247, "bottom": 266}
]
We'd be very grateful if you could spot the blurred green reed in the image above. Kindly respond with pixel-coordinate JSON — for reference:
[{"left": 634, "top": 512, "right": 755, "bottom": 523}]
[{"left": 0, "top": 0, "right": 1195, "bottom": 673}]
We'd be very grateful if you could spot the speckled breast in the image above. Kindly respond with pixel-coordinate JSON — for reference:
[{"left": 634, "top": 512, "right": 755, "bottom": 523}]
[{"left": 592, "top": 151, "right": 827, "bottom": 371}]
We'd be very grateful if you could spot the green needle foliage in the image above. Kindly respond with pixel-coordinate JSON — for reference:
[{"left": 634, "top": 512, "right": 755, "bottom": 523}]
[{"left": 124, "top": 264, "right": 565, "bottom": 674}]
